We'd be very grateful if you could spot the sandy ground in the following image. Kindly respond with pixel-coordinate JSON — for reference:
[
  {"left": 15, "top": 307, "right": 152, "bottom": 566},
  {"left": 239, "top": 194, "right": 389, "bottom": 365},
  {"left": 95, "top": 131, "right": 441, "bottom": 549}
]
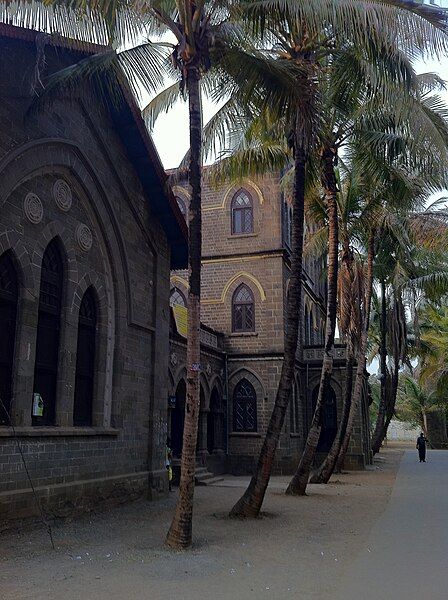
[{"left": 0, "top": 447, "right": 404, "bottom": 600}]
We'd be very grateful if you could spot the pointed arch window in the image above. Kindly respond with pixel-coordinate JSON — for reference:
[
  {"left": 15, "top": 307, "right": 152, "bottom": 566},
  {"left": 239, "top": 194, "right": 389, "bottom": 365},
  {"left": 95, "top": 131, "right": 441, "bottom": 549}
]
[
  {"left": 0, "top": 252, "right": 18, "bottom": 425},
  {"left": 233, "top": 379, "right": 257, "bottom": 432},
  {"left": 232, "top": 284, "right": 255, "bottom": 332},
  {"left": 73, "top": 287, "right": 97, "bottom": 426},
  {"left": 33, "top": 239, "right": 64, "bottom": 425},
  {"left": 170, "top": 287, "right": 187, "bottom": 308},
  {"left": 231, "top": 190, "right": 253, "bottom": 234},
  {"left": 175, "top": 196, "right": 188, "bottom": 220}
]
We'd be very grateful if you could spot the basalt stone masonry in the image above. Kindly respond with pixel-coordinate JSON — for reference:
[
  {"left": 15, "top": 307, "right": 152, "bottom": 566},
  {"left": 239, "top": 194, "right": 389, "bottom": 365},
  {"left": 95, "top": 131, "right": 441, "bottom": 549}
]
[
  {"left": 168, "top": 172, "right": 372, "bottom": 476},
  {"left": 0, "top": 25, "right": 187, "bottom": 523}
]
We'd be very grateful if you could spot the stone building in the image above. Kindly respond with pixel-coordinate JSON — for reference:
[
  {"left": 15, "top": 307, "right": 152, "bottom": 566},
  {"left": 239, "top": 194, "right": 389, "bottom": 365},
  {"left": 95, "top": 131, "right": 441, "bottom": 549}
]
[
  {"left": 0, "top": 23, "right": 371, "bottom": 523},
  {"left": 168, "top": 173, "right": 372, "bottom": 476},
  {"left": 0, "top": 24, "right": 187, "bottom": 521}
]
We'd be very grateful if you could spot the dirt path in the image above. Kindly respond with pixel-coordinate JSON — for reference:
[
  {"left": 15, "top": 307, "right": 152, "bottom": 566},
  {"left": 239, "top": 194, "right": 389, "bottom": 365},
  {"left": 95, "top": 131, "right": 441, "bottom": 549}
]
[{"left": 0, "top": 448, "right": 403, "bottom": 600}]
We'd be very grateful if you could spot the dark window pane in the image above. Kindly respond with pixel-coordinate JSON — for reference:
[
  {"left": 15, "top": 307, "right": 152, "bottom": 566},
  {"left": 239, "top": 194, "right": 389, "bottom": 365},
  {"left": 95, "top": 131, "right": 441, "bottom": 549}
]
[
  {"left": 33, "top": 239, "right": 63, "bottom": 426},
  {"left": 74, "top": 287, "right": 97, "bottom": 426},
  {"left": 232, "top": 284, "right": 255, "bottom": 332},
  {"left": 0, "top": 252, "right": 18, "bottom": 425},
  {"left": 242, "top": 208, "right": 253, "bottom": 233},
  {"left": 233, "top": 379, "right": 257, "bottom": 432},
  {"left": 231, "top": 190, "right": 253, "bottom": 234},
  {"left": 233, "top": 210, "right": 243, "bottom": 234},
  {"left": 170, "top": 287, "right": 186, "bottom": 307}
]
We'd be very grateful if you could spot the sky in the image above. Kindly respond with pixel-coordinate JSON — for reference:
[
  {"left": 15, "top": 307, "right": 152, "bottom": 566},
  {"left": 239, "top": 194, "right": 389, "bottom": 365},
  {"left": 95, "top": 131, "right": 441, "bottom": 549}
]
[{"left": 151, "top": 56, "right": 448, "bottom": 170}]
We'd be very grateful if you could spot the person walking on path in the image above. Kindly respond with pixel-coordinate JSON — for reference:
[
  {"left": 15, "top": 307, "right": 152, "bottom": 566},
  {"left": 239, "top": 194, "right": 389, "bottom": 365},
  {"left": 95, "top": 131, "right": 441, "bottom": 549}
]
[{"left": 416, "top": 432, "right": 428, "bottom": 463}]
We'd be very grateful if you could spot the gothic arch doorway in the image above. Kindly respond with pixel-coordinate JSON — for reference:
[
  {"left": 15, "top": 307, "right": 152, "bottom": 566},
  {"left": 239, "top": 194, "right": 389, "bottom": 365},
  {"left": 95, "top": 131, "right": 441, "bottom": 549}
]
[
  {"left": 207, "top": 387, "right": 223, "bottom": 454},
  {"left": 312, "top": 385, "right": 338, "bottom": 453}
]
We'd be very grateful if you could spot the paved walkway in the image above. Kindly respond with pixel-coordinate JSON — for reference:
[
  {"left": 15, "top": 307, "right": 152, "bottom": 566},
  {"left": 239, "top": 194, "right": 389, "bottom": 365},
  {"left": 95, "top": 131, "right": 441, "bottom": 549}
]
[{"left": 335, "top": 449, "right": 448, "bottom": 600}]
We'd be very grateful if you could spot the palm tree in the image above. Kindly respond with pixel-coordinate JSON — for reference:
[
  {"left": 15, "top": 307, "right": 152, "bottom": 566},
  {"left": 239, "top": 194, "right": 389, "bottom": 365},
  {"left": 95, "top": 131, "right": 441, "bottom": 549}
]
[
  {"left": 338, "top": 200, "right": 448, "bottom": 465},
  {"left": 310, "top": 173, "right": 365, "bottom": 484},
  {"left": 396, "top": 375, "right": 437, "bottom": 438},
  {"left": 368, "top": 200, "right": 448, "bottom": 454},
  {"left": 227, "top": 1, "right": 448, "bottom": 512}
]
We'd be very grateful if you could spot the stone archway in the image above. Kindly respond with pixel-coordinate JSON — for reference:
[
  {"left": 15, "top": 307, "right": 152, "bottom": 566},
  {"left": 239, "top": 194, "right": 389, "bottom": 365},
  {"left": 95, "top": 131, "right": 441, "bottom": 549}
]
[
  {"left": 312, "top": 385, "right": 338, "bottom": 453},
  {"left": 207, "top": 387, "right": 224, "bottom": 454}
]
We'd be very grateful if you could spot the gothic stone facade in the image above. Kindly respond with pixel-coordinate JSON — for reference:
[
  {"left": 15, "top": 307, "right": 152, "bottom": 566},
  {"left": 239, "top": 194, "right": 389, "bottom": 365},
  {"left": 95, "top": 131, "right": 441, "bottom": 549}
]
[
  {"left": 168, "top": 172, "right": 372, "bottom": 475},
  {"left": 0, "top": 26, "right": 187, "bottom": 522}
]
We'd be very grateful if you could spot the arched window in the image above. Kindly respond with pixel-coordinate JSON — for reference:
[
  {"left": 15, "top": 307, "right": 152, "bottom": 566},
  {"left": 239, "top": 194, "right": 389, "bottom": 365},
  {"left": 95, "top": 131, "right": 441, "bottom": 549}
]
[
  {"left": 33, "top": 239, "right": 64, "bottom": 425},
  {"left": 73, "top": 287, "right": 97, "bottom": 426},
  {"left": 208, "top": 387, "right": 222, "bottom": 454},
  {"left": 232, "top": 284, "right": 255, "bottom": 332},
  {"left": 170, "top": 287, "right": 187, "bottom": 308},
  {"left": 175, "top": 196, "right": 188, "bottom": 219},
  {"left": 231, "top": 189, "right": 253, "bottom": 234},
  {"left": 0, "top": 252, "right": 18, "bottom": 425},
  {"left": 233, "top": 379, "right": 257, "bottom": 432}
]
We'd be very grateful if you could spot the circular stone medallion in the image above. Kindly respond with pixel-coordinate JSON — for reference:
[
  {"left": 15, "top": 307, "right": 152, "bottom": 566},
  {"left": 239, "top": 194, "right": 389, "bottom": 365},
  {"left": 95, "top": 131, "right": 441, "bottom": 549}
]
[
  {"left": 53, "top": 179, "right": 73, "bottom": 211},
  {"left": 23, "top": 193, "right": 43, "bottom": 224},
  {"left": 76, "top": 223, "right": 93, "bottom": 252}
]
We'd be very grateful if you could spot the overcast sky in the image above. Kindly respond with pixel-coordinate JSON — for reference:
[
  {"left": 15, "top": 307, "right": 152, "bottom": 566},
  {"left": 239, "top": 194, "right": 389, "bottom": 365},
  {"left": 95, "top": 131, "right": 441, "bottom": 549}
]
[{"left": 151, "top": 56, "right": 448, "bottom": 170}]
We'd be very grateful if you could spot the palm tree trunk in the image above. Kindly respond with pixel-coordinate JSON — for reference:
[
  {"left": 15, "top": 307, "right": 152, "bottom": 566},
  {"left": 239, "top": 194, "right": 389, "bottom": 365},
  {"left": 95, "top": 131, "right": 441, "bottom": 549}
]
[
  {"left": 228, "top": 143, "right": 306, "bottom": 519},
  {"left": 378, "top": 356, "right": 399, "bottom": 448},
  {"left": 371, "top": 279, "right": 388, "bottom": 455},
  {"left": 335, "top": 231, "right": 375, "bottom": 472},
  {"left": 166, "top": 66, "right": 202, "bottom": 549},
  {"left": 310, "top": 351, "right": 354, "bottom": 484},
  {"left": 286, "top": 145, "right": 339, "bottom": 496},
  {"left": 311, "top": 239, "right": 355, "bottom": 484}
]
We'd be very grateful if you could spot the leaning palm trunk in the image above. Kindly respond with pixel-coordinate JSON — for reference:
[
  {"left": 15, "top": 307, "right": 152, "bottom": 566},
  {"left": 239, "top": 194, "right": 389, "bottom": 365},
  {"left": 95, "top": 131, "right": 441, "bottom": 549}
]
[
  {"left": 286, "top": 145, "right": 339, "bottom": 496},
  {"left": 311, "top": 241, "right": 360, "bottom": 484},
  {"left": 310, "top": 350, "right": 354, "bottom": 484},
  {"left": 335, "top": 232, "right": 375, "bottom": 472},
  {"left": 378, "top": 356, "right": 399, "bottom": 448},
  {"left": 371, "top": 279, "right": 388, "bottom": 455},
  {"left": 229, "top": 141, "right": 306, "bottom": 518},
  {"left": 166, "top": 67, "right": 202, "bottom": 549}
]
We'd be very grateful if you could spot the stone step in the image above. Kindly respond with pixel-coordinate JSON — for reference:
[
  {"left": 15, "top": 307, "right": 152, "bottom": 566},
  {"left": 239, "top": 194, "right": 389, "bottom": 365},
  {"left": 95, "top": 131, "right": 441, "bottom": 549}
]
[
  {"left": 195, "top": 472, "right": 225, "bottom": 486},
  {"left": 171, "top": 461, "right": 223, "bottom": 486}
]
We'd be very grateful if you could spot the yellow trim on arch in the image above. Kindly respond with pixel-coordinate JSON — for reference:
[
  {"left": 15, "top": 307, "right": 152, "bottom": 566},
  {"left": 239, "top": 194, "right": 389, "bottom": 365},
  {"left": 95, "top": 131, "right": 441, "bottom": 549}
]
[
  {"left": 202, "top": 179, "right": 265, "bottom": 212},
  {"left": 172, "top": 186, "right": 190, "bottom": 200},
  {"left": 202, "top": 271, "right": 267, "bottom": 305},
  {"left": 170, "top": 275, "right": 189, "bottom": 290},
  {"left": 171, "top": 273, "right": 266, "bottom": 305}
]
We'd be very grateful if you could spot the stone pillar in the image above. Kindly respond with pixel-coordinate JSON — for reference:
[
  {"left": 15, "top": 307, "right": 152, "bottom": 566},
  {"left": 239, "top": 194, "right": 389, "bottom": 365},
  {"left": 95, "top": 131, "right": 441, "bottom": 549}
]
[
  {"left": 147, "top": 250, "right": 170, "bottom": 498},
  {"left": 12, "top": 293, "right": 38, "bottom": 426}
]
